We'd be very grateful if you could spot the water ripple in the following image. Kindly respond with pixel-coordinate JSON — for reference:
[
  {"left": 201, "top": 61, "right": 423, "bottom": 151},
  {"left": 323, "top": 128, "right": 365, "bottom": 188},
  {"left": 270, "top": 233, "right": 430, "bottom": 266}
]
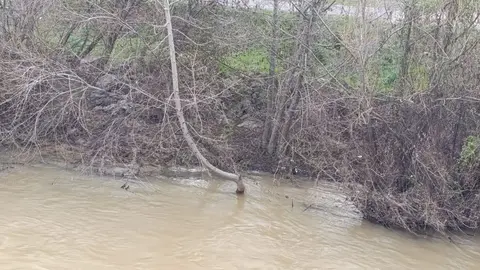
[{"left": 0, "top": 165, "right": 479, "bottom": 269}]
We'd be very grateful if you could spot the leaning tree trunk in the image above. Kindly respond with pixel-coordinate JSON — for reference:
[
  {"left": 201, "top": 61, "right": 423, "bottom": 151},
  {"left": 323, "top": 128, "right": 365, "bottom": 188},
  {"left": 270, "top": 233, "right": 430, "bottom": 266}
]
[{"left": 163, "top": 0, "right": 245, "bottom": 193}]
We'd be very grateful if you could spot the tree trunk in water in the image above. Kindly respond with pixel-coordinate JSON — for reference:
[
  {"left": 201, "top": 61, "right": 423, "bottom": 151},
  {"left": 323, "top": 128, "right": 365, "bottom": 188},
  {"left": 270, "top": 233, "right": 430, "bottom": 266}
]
[
  {"left": 163, "top": 0, "right": 245, "bottom": 193},
  {"left": 262, "top": 0, "right": 279, "bottom": 149}
]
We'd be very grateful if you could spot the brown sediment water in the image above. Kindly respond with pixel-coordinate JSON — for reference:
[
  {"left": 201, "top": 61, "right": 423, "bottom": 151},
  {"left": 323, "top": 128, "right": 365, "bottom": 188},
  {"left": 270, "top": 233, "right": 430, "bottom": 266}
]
[{"left": 0, "top": 165, "right": 479, "bottom": 269}]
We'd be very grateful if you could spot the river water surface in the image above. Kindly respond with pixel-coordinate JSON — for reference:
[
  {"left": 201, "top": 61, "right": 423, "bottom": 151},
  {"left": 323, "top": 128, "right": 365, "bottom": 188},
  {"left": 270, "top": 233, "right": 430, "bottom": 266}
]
[{"left": 1, "top": 164, "right": 480, "bottom": 269}]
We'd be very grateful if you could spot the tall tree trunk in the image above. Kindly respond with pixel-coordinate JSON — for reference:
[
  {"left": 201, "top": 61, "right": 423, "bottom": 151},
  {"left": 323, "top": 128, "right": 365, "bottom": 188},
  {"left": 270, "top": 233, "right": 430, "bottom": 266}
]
[
  {"left": 358, "top": 0, "right": 368, "bottom": 95},
  {"left": 78, "top": 33, "right": 103, "bottom": 59},
  {"left": 398, "top": 0, "right": 416, "bottom": 95},
  {"left": 59, "top": 3, "right": 94, "bottom": 48},
  {"left": 163, "top": 0, "right": 245, "bottom": 193},
  {"left": 262, "top": 0, "right": 279, "bottom": 149},
  {"left": 99, "top": 30, "right": 120, "bottom": 69},
  {"left": 267, "top": 21, "right": 304, "bottom": 155},
  {"left": 267, "top": 0, "right": 320, "bottom": 156},
  {"left": 276, "top": 86, "right": 300, "bottom": 157},
  {"left": 430, "top": 0, "right": 459, "bottom": 95},
  {"left": 59, "top": 22, "right": 78, "bottom": 47},
  {"left": 275, "top": 1, "right": 317, "bottom": 157},
  {"left": 443, "top": 0, "right": 459, "bottom": 53},
  {"left": 100, "top": 0, "right": 139, "bottom": 69}
]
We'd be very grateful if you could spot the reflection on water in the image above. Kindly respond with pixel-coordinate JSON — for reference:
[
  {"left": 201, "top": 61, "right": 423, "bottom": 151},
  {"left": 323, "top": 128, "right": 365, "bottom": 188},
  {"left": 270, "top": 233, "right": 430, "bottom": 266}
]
[{"left": 0, "top": 165, "right": 479, "bottom": 269}]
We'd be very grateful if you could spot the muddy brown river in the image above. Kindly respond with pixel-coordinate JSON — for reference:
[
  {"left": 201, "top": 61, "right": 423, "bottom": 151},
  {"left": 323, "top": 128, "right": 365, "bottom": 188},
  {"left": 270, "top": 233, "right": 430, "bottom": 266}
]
[{"left": 1, "top": 164, "right": 480, "bottom": 269}]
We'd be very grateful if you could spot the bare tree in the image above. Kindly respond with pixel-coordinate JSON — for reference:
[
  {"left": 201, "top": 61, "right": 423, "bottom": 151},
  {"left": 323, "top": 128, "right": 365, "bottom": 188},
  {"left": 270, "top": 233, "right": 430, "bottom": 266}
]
[
  {"left": 0, "top": 0, "right": 49, "bottom": 48},
  {"left": 266, "top": 0, "right": 326, "bottom": 156},
  {"left": 161, "top": 0, "right": 245, "bottom": 193}
]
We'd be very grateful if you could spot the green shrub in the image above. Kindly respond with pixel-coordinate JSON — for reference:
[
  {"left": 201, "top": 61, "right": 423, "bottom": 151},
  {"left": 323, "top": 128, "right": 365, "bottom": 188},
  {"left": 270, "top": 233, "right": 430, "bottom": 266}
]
[
  {"left": 459, "top": 135, "right": 480, "bottom": 169},
  {"left": 409, "top": 63, "right": 429, "bottom": 92},
  {"left": 220, "top": 47, "right": 271, "bottom": 75}
]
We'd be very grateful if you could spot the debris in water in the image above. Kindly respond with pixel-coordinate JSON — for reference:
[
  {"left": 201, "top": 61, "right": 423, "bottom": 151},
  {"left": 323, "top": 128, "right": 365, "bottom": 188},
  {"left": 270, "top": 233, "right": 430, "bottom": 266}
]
[
  {"left": 448, "top": 236, "right": 455, "bottom": 244},
  {"left": 303, "top": 204, "right": 313, "bottom": 212},
  {"left": 121, "top": 182, "right": 130, "bottom": 191}
]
